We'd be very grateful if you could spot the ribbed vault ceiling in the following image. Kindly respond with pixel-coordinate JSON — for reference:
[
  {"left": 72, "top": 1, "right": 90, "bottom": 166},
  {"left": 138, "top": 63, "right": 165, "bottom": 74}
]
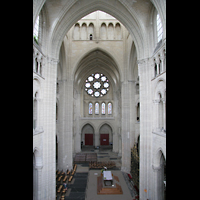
[{"left": 74, "top": 49, "right": 120, "bottom": 89}]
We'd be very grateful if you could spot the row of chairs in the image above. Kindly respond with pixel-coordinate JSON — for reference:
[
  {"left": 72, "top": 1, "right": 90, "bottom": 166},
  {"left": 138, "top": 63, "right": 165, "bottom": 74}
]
[
  {"left": 89, "top": 161, "right": 116, "bottom": 169},
  {"left": 56, "top": 169, "right": 65, "bottom": 175},
  {"left": 68, "top": 164, "right": 77, "bottom": 183},
  {"left": 56, "top": 164, "right": 77, "bottom": 199}
]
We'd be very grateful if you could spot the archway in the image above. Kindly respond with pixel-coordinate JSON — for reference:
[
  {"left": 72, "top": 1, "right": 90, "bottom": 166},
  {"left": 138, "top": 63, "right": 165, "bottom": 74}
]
[
  {"left": 81, "top": 123, "right": 95, "bottom": 147},
  {"left": 153, "top": 149, "right": 166, "bottom": 200},
  {"left": 49, "top": 0, "right": 147, "bottom": 62},
  {"left": 33, "top": 1, "right": 166, "bottom": 199},
  {"left": 99, "top": 123, "right": 113, "bottom": 150}
]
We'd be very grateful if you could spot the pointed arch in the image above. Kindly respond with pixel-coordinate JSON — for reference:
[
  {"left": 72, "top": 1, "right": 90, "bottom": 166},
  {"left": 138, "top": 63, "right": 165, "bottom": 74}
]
[
  {"left": 49, "top": 0, "right": 146, "bottom": 61},
  {"left": 73, "top": 48, "right": 121, "bottom": 92},
  {"left": 154, "top": 147, "right": 166, "bottom": 167}
]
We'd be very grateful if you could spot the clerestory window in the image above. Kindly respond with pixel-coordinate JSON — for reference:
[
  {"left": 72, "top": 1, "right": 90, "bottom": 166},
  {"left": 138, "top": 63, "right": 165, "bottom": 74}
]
[
  {"left": 34, "top": 16, "right": 39, "bottom": 43},
  {"left": 157, "top": 14, "right": 163, "bottom": 42}
]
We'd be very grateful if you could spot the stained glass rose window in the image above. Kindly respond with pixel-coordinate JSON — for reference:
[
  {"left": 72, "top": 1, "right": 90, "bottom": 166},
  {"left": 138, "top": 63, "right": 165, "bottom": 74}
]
[{"left": 85, "top": 73, "right": 110, "bottom": 97}]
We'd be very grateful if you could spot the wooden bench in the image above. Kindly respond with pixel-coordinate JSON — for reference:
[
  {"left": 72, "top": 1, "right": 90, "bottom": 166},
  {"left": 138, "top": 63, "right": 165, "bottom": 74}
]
[
  {"left": 61, "top": 171, "right": 65, "bottom": 176},
  {"left": 63, "top": 175, "right": 68, "bottom": 182},
  {"left": 67, "top": 170, "right": 70, "bottom": 175},
  {"left": 62, "top": 188, "right": 67, "bottom": 194},
  {"left": 71, "top": 170, "right": 75, "bottom": 176},
  {"left": 73, "top": 164, "right": 77, "bottom": 171},
  {"left": 60, "top": 195, "right": 65, "bottom": 200},
  {"left": 57, "top": 185, "right": 63, "bottom": 193},
  {"left": 68, "top": 176, "right": 73, "bottom": 183},
  {"left": 57, "top": 175, "right": 63, "bottom": 182}
]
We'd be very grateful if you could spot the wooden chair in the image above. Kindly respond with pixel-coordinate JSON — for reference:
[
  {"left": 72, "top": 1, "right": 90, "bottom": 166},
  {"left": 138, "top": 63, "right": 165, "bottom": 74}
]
[
  {"left": 68, "top": 176, "right": 73, "bottom": 183},
  {"left": 57, "top": 185, "right": 63, "bottom": 193}
]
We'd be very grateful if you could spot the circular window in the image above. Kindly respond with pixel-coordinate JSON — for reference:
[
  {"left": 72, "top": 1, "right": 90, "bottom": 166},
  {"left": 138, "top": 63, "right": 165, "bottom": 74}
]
[{"left": 85, "top": 73, "right": 110, "bottom": 97}]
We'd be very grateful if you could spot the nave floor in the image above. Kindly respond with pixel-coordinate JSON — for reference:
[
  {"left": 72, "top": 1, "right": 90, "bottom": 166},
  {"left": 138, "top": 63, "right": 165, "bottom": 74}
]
[
  {"left": 56, "top": 150, "right": 138, "bottom": 200},
  {"left": 56, "top": 164, "right": 138, "bottom": 200}
]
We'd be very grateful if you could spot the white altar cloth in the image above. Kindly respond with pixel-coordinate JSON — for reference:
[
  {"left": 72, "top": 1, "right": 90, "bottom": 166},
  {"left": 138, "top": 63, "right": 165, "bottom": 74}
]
[{"left": 103, "top": 171, "right": 112, "bottom": 180}]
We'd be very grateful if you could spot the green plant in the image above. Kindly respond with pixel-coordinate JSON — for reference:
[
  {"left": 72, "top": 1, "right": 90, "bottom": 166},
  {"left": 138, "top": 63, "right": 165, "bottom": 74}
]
[{"left": 34, "top": 36, "right": 38, "bottom": 44}]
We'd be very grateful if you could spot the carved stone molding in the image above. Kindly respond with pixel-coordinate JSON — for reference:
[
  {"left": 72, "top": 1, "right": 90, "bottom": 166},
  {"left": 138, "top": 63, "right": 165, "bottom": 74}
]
[
  {"left": 153, "top": 99, "right": 160, "bottom": 104},
  {"left": 152, "top": 164, "right": 161, "bottom": 172}
]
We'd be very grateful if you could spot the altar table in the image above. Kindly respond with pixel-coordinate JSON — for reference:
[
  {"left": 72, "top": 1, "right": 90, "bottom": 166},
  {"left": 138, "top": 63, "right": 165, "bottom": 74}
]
[{"left": 103, "top": 171, "right": 113, "bottom": 186}]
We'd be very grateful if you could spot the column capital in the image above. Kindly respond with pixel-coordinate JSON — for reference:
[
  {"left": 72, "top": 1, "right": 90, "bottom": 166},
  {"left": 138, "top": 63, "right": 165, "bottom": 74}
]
[
  {"left": 137, "top": 58, "right": 148, "bottom": 65},
  {"left": 162, "top": 99, "right": 166, "bottom": 104}
]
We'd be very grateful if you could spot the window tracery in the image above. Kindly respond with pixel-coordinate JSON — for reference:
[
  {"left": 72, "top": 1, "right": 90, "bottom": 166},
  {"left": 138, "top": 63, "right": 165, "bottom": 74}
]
[{"left": 85, "top": 73, "right": 110, "bottom": 97}]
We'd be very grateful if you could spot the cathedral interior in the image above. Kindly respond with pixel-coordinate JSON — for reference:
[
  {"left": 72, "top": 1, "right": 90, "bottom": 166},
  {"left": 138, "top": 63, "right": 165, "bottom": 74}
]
[{"left": 33, "top": 0, "right": 166, "bottom": 199}]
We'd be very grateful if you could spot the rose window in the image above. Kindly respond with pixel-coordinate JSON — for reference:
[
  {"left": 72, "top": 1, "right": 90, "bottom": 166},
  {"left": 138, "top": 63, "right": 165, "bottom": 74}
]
[{"left": 85, "top": 73, "right": 110, "bottom": 97}]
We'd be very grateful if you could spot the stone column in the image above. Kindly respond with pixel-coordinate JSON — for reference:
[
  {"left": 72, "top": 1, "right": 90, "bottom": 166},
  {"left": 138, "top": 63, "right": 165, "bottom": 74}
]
[
  {"left": 38, "top": 59, "right": 41, "bottom": 75},
  {"left": 118, "top": 134, "right": 122, "bottom": 157},
  {"left": 138, "top": 58, "right": 153, "bottom": 200},
  {"left": 121, "top": 81, "right": 130, "bottom": 173},
  {"left": 57, "top": 78, "right": 73, "bottom": 171},
  {"left": 156, "top": 59, "right": 160, "bottom": 75},
  {"left": 40, "top": 57, "right": 58, "bottom": 199},
  {"left": 35, "top": 166, "right": 43, "bottom": 200},
  {"left": 160, "top": 56, "right": 164, "bottom": 73}
]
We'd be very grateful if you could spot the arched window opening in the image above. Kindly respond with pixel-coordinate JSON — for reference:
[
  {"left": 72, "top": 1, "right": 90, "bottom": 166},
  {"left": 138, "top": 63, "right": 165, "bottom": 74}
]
[
  {"left": 35, "top": 58, "right": 38, "bottom": 73},
  {"left": 137, "top": 103, "right": 140, "bottom": 121},
  {"left": 57, "top": 82, "right": 59, "bottom": 94},
  {"left": 34, "top": 15, "right": 39, "bottom": 43},
  {"left": 154, "top": 62, "right": 157, "bottom": 77},
  {"left": 108, "top": 23, "right": 114, "bottom": 40},
  {"left": 81, "top": 23, "right": 87, "bottom": 40},
  {"left": 157, "top": 14, "right": 163, "bottom": 42},
  {"left": 102, "top": 102, "right": 105, "bottom": 114},
  {"left": 108, "top": 103, "right": 112, "bottom": 115},
  {"left": 39, "top": 61, "right": 42, "bottom": 75},
  {"left": 95, "top": 103, "right": 99, "bottom": 114},
  {"left": 136, "top": 83, "right": 139, "bottom": 94},
  {"left": 100, "top": 23, "right": 107, "bottom": 40},
  {"left": 88, "top": 23, "right": 94, "bottom": 40},
  {"left": 73, "top": 23, "right": 80, "bottom": 40},
  {"left": 159, "top": 152, "right": 166, "bottom": 200},
  {"left": 115, "top": 23, "right": 122, "bottom": 39},
  {"left": 33, "top": 99, "right": 37, "bottom": 129},
  {"left": 89, "top": 103, "right": 92, "bottom": 114},
  {"left": 159, "top": 59, "right": 162, "bottom": 74}
]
